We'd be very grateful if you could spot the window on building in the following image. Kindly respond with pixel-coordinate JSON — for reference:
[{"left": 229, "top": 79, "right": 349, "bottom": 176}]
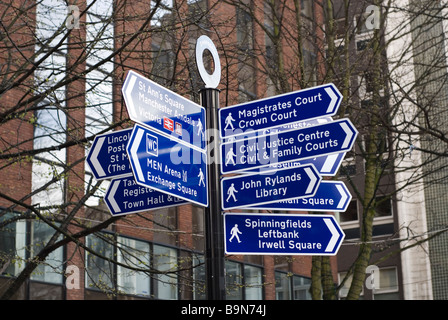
[
  {"left": 275, "top": 271, "right": 291, "bottom": 299},
  {"left": 0, "top": 212, "right": 64, "bottom": 285},
  {"left": 0, "top": 212, "right": 26, "bottom": 277},
  {"left": 339, "top": 267, "right": 399, "bottom": 300},
  {"left": 374, "top": 196, "right": 393, "bottom": 219},
  {"left": 293, "top": 275, "right": 312, "bottom": 300},
  {"left": 117, "top": 237, "right": 151, "bottom": 297},
  {"left": 86, "top": 233, "right": 184, "bottom": 300},
  {"left": 85, "top": 233, "right": 115, "bottom": 292},
  {"left": 33, "top": 0, "right": 68, "bottom": 208},
  {"left": 338, "top": 271, "right": 358, "bottom": 299},
  {"left": 153, "top": 244, "right": 178, "bottom": 300},
  {"left": 300, "top": 0, "right": 313, "bottom": 18},
  {"left": 244, "top": 265, "right": 263, "bottom": 299},
  {"left": 374, "top": 267, "right": 399, "bottom": 300},
  {"left": 341, "top": 149, "right": 357, "bottom": 177},
  {"left": 192, "top": 255, "right": 206, "bottom": 300},
  {"left": 29, "top": 220, "right": 64, "bottom": 284},
  {"left": 236, "top": 2, "right": 256, "bottom": 102},
  {"left": 151, "top": 43, "right": 174, "bottom": 86},
  {"left": 275, "top": 271, "right": 312, "bottom": 300},
  {"left": 84, "top": 0, "right": 114, "bottom": 208},
  {"left": 151, "top": 0, "right": 173, "bottom": 27},
  {"left": 226, "top": 260, "right": 263, "bottom": 300},
  {"left": 339, "top": 200, "right": 359, "bottom": 224},
  {"left": 226, "top": 260, "right": 243, "bottom": 300}
]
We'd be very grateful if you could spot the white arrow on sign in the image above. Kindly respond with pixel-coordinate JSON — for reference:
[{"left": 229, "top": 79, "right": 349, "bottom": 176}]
[
  {"left": 124, "top": 73, "right": 138, "bottom": 121},
  {"left": 305, "top": 167, "right": 318, "bottom": 194},
  {"left": 89, "top": 136, "right": 106, "bottom": 177},
  {"left": 324, "top": 87, "right": 339, "bottom": 113},
  {"left": 107, "top": 179, "right": 121, "bottom": 213},
  {"left": 324, "top": 218, "right": 340, "bottom": 252},
  {"left": 129, "top": 127, "right": 145, "bottom": 182},
  {"left": 335, "top": 184, "right": 349, "bottom": 209},
  {"left": 341, "top": 122, "right": 355, "bottom": 148}
]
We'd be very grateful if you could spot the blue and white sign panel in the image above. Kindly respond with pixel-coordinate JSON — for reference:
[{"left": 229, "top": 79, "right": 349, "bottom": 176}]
[
  {"left": 221, "top": 164, "right": 321, "bottom": 210},
  {"left": 219, "top": 83, "right": 342, "bottom": 139},
  {"left": 251, "top": 181, "right": 352, "bottom": 212},
  {"left": 221, "top": 118, "right": 357, "bottom": 174},
  {"left": 104, "top": 175, "right": 187, "bottom": 216},
  {"left": 232, "top": 117, "right": 345, "bottom": 176},
  {"left": 224, "top": 213, "right": 345, "bottom": 255},
  {"left": 86, "top": 128, "right": 133, "bottom": 180},
  {"left": 126, "top": 124, "right": 208, "bottom": 207},
  {"left": 122, "top": 70, "right": 207, "bottom": 151}
]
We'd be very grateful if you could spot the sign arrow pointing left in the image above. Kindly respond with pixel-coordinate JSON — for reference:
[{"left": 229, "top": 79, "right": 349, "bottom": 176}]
[
  {"left": 104, "top": 175, "right": 187, "bottom": 216},
  {"left": 86, "top": 128, "right": 133, "bottom": 180}
]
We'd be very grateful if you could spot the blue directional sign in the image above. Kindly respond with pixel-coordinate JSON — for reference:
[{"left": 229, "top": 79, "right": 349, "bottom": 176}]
[
  {"left": 219, "top": 83, "right": 342, "bottom": 139},
  {"left": 231, "top": 117, "right": 345, "bottom": 176},
  {"left": 221, "top": 164, "right": 321, "bottom": 210},
  {"left": 224, "top": 213, "right": 345, "bottom": 255},
  {"left": 221, "top": 118, "right": 357, "bottom": 174},
  {"left": 122, "top": 70, "right": 207, "bottom": 151},
  {"left": 104, "top": 175, "right": 187, "bottom": 216},
  {"left": 126, "top": 124, "right": 208, "bottom": 207},
  {"left": 250, "top": 181, "right": 352, "bottom": 212},
  {"left": 86, "top": 128, "right": 133, "bottom": 180}
]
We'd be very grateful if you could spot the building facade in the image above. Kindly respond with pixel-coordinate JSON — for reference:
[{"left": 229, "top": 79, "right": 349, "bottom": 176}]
[
  {"left": 0, "top": 0, "right": 336, "bottom": 300},
  {"left": 331, "top": 0, "right": 448, "bottom": 300}
]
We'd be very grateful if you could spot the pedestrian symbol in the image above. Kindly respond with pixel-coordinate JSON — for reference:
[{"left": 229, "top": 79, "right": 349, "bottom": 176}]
[
  {"left": 226, "top": 183, "right": 238, "bottom": 202},
  {"left": 198, "top": 168, "right": 205, "bottom": 187},
  {"left": 225, "top": 147, "right": 236, "bottom": 166},
  {"left": 229, "top": 224, "right": 242, "bottom": 243},
  {"left": 224, "top": 112, "right": 235, "bottom": 131},
  {"left": 197, "top": 118, "right": 204, "bottom": 138}
]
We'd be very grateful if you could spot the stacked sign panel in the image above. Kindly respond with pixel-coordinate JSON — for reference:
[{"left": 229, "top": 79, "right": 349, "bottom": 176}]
[{"left": 219, "top": 83, "right": 357, "bottom": 256}]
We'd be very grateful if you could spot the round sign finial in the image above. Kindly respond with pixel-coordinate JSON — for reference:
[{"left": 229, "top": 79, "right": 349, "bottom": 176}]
[{"left": 195, "top": 35, "right": 221, "bottom": 89}]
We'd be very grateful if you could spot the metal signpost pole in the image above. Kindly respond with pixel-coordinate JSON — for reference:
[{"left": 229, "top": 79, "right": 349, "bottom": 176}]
[
  {"left": 201, "top": 87, "right": 226, "bottom": 300},
  {"left": 196, "top": 35, "right": 226, "bottom": 300}
]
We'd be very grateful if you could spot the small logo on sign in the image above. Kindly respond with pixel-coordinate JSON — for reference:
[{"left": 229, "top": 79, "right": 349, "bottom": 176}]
[
  {"left": 164, "top": 117, "right": 174, "bottom": 131},
  {"left": 146, "top": 133, "right": 158, "bottom": 157},
  {"left": 175, "top": 122, "right": 182, "bottom": 136}
]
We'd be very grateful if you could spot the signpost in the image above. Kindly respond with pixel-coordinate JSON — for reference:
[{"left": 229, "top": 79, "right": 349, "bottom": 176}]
[
  {"left": 224, "top": 213, "right": 345, "bottom": 255},
  {"left": 221, "top": 118, "right": 358, "bottom": 174},
  {"left": 196, "top": 35, "right": 226, "bottom": 300},
  {"left": 126, "top": 124, "right": 208, "bottom": 207},
  {"left": 250, "top": 180, "right": 352, "bottom": 212},
  {"left": 86, "top": 128, "right": 133, "bottom": 180},
  {"left": 105, "top": 36, "right": 357, "bottom": 299},
  {"left": 219, "top": 83, "right": 342, "bottom": 139},
  {"left": 122, "top": 70, "right": 207, "bottom": 151},
  {"left": 221, "top": 164, "right": 321, "bottom": 210},
  {"left": 104, "top": 175, "right": 187, "bottom": 216}
]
